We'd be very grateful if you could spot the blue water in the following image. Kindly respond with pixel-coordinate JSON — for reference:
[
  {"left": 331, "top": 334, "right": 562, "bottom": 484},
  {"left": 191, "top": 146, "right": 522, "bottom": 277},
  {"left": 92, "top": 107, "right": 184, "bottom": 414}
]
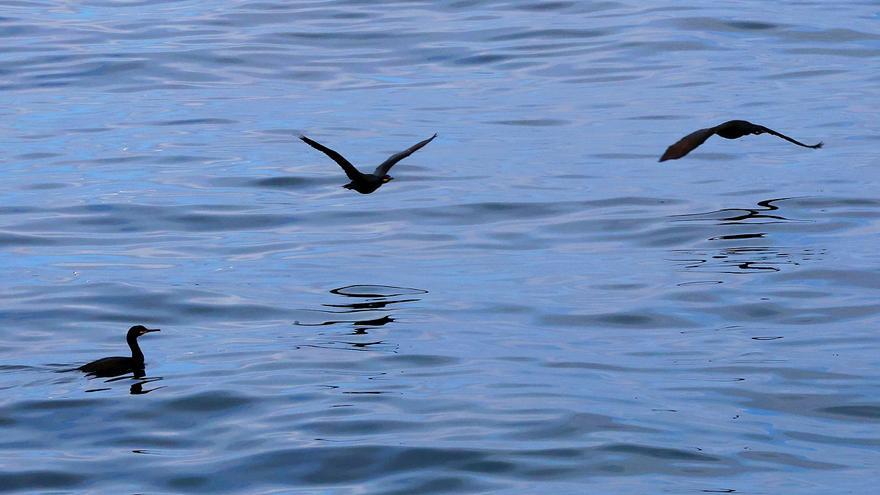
[{"left": 1, "top": 1, "right": 879, "bottom": 493}]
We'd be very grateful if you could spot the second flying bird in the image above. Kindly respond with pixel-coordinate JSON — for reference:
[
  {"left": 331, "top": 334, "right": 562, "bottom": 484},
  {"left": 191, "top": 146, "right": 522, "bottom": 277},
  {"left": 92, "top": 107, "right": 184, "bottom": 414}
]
[{"left": 300, "top": 133, "right": 437, "bottom": 194}]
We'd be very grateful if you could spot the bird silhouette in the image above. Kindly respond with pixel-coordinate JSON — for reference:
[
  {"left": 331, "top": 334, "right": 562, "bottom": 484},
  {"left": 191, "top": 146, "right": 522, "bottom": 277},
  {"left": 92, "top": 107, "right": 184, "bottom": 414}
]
[
  {"left": 77, "top": 325, "right": 160, "bottom": 378},
  {"left": 660, "top": 120, "right": 822, "bottom": 162},
  {"left": 300, "top": 133, "right": 437, "bottom": 194}
]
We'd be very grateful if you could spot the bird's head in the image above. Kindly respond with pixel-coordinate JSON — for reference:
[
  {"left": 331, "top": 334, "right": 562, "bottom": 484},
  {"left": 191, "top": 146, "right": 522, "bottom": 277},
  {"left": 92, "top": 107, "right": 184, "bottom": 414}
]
[
  {"left": 382, "top": 175, "right": 394, "bottom": 183},
  {"left": 128, "top": 325, "right": 161, "bottom": 339}
]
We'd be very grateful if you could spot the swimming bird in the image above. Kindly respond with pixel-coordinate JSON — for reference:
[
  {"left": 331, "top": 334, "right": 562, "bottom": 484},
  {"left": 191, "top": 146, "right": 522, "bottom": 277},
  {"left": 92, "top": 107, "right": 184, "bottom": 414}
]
[
  {"left": 659, "top": 120, "right": 822, "bottom": 162},
  {"left": 77, "top": 325, "right": 160, "bottom": 378},
  {"left": 300, "top": 133, "right": 437, "bottom": 194}
]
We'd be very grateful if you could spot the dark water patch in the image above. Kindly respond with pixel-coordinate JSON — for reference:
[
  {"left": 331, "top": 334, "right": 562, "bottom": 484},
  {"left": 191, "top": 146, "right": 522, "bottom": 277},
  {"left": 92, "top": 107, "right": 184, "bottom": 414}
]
[
  {"left": 2, "top": 283, "right": 297, "bottom": 326},
  {"left": 726, "top": 21, "right": 779, "bottom": 30},
  {"left": 488, "top": 119, "right": 569, "bottom": 126},
  {"left": 591, "top": 153, "right": 658, "bottom": 159},
  {"left": 6, "top": 203, "right": 297, "bottom": 235},
  {"left": 300, "top": 418, "right": 422, "bottom": 435},
  {"left": 162, "top": 391, "right": 255, "bottom": 413},
  {"left": 0, "top": 232, "right": 59, "bottom": 246},
  {"left": 154, "top": 154, "right": 220, "bottom": 164},
  {"left": 689, "top": 389, "right": 880, "bottom": 424},
  {"left": 225, "top": 446, "right": 498, "bottom": 487},
  {"left": 670, "top": 17, "right": 786, "bottom": 33},
  {"left": 701, "top": 366, "right": 857, "bottom": 382},
  {"left": 785, "top": 47, "right": 880, "bottom": 58},
  {"left": 253, "top": 176, "right": 334, "bottom": 188},
  {"left": 819, "top": 405, "right": 880, "bottom": 420},
  {"left": 165, "top": 212, "right": 292, "bottom": 232},
  {"left": 21, "top": 182, "right": 67, "bottom": 190},
  {"left": 602, "top": 443, "right": 719, "bottom": 462},
  {"left": 377, "top": 354, "right": 459, "bottom": 368},
  {"left": 507, "top": 412, "right": 653, "bottom": 440},
  {"left": 739, "top": 450, "right": 843, "bottom": 470},
  {"left": 763, "top": 69, "right": 847, "bottom": 80},
  {"left": 626, "top": 114, "right": 684, "bottom": 121},
  {"left": 782, "top": 27, "right": 880, "bottom": 42},
  {"left": 14, "top": 152, "right": 61, "bottom": 160},
  {"left": 489, "top": 28, "right": 606, "bottom": 42},
  {"left": 513, "top": 2, "right": 577, "bottom": 12},
  {"left": 776, "top": 269, "right": 880, "bottom": 289},
  {"left": 17, "top": 398, "right": 106, "bottom": 412},
  {"left": 453, "top": 53, "right": 512, "bottom": 66},
  {"left": 207, "top": 175, "right": 338, "bottom": 189},
  {"left": 541, "top": 311, "right": 698, "bottom": 329},
  {"left": 149, "top": 118, "right": 238, "bottom": 126},
  {"left": 782, "top": 430, "right": 880, "bottom": 447},
  {"left": 0, "top": 470, "right": 87, "bottom": 492}
]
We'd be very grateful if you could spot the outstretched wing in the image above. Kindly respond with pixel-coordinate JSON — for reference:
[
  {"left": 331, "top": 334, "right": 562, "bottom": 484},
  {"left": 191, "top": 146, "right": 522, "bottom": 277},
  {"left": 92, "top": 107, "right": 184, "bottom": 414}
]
[
  {"left": 659, "top": 127, "right": 716, "bottom": 162},
  {"left": 300, "top": 135, "right": 363, "bottom": 181},
  {"left": 373, "top": 133, "right": 438, "bottom": 176},
  {"left": 755, "top": 125, "right": 823, "bottom": 150}
]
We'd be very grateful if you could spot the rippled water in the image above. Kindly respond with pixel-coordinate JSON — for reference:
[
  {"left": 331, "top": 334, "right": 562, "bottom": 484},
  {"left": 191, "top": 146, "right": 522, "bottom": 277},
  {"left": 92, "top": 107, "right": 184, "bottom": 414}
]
[{"left": 2, "top": 1, "right": 879, "bottom": 493}]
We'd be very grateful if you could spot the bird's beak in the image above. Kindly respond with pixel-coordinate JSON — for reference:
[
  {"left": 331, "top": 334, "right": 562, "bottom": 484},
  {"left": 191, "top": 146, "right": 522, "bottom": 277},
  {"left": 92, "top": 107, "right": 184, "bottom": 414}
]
[
  {"left": 144, "top": 328, "right": 161, "bottom": 334},
  {"left": 383, "top": 177, "right": 393, "bottom": 183}
]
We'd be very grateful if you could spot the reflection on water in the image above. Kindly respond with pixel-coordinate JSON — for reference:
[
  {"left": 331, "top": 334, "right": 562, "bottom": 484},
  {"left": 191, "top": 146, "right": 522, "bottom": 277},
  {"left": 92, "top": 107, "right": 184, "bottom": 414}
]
[
  {"left": 330, "top": 285, "right": 429, "bottom": 298},
  {"left": 83, "top": 376, "right": 164, "bottom": 395},
  {"left": 129, "top": 377, "right": 164, "bottom": 395},
  {"left": 670, "top": 246, "right": 827, "bottom": 274},
  {"left": 671, "top": 198, "right": 801, "bottom": 224},
  {"left": 669, "top": 198, "right": 826, "bottom": 275},
  {"left": 295, "top": 285, "right": 426, "bottom": 352}
]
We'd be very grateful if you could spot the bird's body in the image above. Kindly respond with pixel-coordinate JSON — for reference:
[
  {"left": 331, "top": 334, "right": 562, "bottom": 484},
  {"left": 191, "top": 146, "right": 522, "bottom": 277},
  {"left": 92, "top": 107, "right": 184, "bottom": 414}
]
[
  {"left": 77, "top": 325, "right": 160, "bottom": 378},
  {"left": 78, "top": 356, "right": 134, "bottom": 376},
  {"left": 660, "top": 120, "right": 822, "bottom": 161},
  {"left": 300, "top": 133, "right": 437, "bottom": 194},
  {"left": 342, "top": 174, "right": 387, "bottom": 195}
]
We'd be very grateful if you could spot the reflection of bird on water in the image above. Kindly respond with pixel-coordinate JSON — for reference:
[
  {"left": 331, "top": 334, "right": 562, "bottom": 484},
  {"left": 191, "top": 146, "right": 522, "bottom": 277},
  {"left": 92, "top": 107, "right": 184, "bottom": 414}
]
[
  {"left": 672, "top": 198, "right": 795, "bottom": 225},
  {"left": 300, "top": 133, "right": 437, "bottom": 194},
  {"left": 323, "top": 299, "right": 418, "bottom": 311},
  {"left": 130, "top": 377, "right": 164, "bottom": 395},
  {"left": 668, "top": 197, "right": 825, "bottom": 274},
  {"left": 670, "top": 246, "right": 825, "bottom": 274},
  {"left": 294, "top": 315, "right": 395, "bottom": 327},
  {"left": 77, "top": 325, "right": 160, "bottom": 378},
  {"left": 660, "top": 120, "right": 822, "bottom": 161},
  {"left": 294, "top": 285, "right": 426, "bottom": 352}
]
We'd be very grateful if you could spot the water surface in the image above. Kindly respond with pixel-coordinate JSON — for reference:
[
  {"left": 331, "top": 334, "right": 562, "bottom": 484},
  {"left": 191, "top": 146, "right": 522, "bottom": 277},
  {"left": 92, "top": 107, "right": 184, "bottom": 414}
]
[{"left": 1, "top": 1, "right": 879, "bottom": 493}]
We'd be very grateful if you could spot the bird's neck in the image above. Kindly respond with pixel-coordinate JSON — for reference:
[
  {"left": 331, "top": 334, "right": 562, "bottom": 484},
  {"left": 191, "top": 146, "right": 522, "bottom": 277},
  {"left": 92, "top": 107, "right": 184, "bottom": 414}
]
[{"left": 127, "top": 335, "right": 145, "bottom": 363}]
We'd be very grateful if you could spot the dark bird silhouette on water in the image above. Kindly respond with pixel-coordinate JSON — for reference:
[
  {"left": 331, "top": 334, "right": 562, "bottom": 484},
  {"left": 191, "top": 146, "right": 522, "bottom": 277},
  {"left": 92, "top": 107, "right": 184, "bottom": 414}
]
[
  {"left": 77, "top": 325, "right": 160, "bottom": 378},
  {"left": 659, "top": 120, "right": 822, "bottom": 162},
  {"left": 300, "top": 133, "right": 437, "bottom": 194}
]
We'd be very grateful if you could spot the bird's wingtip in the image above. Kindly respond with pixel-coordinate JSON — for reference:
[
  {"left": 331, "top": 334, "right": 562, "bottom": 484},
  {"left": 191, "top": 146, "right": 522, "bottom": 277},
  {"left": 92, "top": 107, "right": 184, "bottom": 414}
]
[{"left": 815, "top": 141, "right": 824, "bottom": 149}]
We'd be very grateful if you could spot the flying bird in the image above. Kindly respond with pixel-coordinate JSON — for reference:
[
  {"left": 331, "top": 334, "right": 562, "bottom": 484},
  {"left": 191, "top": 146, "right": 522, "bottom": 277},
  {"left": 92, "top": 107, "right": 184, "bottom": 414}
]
[
  {"left": 77, "top": 325, "right": 160, "bottom": 378},
  {"left": 659, "top": 120, "right": 822, "bottom": 162},
  {"left": 300, "top": 133, "right": 437, "bottom": 194}
]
